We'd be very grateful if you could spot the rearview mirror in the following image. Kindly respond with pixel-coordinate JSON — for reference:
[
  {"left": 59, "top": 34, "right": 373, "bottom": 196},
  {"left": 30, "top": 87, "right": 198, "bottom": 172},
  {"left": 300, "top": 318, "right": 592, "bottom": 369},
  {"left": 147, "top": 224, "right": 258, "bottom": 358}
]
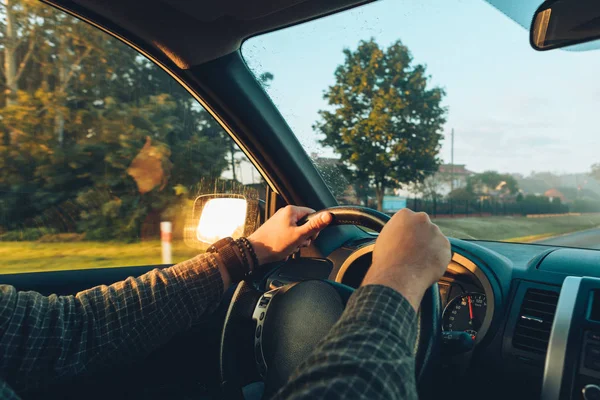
[
  {"left": 531, "top": 0, "right": 600, "bottom": 50},
  {"left": 185, "top": 194, "right": 259, "bottom": 247}
]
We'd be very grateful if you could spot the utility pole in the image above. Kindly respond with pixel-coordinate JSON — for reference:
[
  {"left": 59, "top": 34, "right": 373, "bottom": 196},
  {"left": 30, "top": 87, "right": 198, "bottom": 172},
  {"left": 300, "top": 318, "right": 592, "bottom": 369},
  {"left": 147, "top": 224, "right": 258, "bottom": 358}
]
[{"left": 450, "top": 128, "right": 455, "bottom": 192}]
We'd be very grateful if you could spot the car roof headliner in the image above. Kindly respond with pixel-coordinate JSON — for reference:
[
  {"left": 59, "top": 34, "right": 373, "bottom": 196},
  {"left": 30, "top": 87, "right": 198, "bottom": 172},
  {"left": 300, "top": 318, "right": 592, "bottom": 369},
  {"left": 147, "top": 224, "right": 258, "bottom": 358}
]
[{"left": 49, "top": 0, "right": 372, "bottom": 69}]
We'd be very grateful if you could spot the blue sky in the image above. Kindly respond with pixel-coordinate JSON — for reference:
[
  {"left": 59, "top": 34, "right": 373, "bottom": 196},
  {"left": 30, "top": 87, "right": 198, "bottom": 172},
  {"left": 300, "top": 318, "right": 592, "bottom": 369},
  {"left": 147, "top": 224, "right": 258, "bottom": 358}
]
[{"left": 241, "top": 0, "right": 600, "bottom": 176}]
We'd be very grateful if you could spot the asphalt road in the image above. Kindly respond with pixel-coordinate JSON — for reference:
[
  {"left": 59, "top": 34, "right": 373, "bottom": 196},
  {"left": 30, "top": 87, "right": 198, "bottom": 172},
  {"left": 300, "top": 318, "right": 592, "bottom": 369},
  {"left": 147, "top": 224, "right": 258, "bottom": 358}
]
[{"left": 535, "top": 228, "right": 600, "bottom": 250}]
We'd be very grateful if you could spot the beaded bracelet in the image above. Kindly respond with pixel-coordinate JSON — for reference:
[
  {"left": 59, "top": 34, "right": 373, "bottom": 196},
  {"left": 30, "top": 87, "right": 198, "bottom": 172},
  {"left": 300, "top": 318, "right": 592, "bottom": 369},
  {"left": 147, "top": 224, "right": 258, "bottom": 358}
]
[
  {"left": 234, "top": 239, "right": 250, "bottom": 272},
  {"left": 207, "top": 237, "right": 248, "bottom": 282},
  {"left": 208, "top": 237, "right": 262, "bottom": 282},
  {"left": 239, "top": 237, "right": 260, "bottom": 271}
]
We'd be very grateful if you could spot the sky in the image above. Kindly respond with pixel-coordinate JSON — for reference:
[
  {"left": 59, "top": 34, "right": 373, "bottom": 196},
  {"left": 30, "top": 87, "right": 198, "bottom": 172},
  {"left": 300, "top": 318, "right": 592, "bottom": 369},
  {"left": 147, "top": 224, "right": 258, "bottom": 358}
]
[{"left": 241, "top": 0, "right": 600, "bottom": 177}]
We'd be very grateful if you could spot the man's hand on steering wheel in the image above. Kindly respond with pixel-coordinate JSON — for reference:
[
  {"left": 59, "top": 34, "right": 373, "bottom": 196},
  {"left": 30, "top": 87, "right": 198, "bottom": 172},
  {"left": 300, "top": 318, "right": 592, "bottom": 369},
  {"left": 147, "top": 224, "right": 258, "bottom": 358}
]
[
  {"left": 364, "top": 208, "right": 451, "bottom": 311},
  {"left": 220, "top": 205, "right": 448, "bottom": 397},
  {"left": 247, "top": 205, "right": 333, "bottom": 265},
  {"left": 245, "top": 205, "right": 450, "bottom": 311}
]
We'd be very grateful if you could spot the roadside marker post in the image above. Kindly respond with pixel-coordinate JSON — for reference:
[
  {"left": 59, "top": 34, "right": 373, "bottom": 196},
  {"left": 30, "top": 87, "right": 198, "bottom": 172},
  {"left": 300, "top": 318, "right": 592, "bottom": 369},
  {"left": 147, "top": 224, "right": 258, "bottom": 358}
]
[{"left": 161, "top": 221, "right": 173, "bottom": 264}]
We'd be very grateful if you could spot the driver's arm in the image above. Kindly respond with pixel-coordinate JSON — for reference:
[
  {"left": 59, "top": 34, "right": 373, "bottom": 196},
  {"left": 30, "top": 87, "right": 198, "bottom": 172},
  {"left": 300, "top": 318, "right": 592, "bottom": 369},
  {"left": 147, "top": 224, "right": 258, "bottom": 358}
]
[
  {"left": 0, "top": 251, "right": 226, "bottom": 394},
  {"left": 0, "top": 206, "right": 331, "bottom": 396},
  {"left": 274, "top": 209, "right": 450, "bottom": 399}
]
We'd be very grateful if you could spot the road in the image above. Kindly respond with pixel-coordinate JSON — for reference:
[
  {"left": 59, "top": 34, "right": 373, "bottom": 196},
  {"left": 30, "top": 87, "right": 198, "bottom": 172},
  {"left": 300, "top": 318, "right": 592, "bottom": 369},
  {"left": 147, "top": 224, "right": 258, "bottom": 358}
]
[{"left": 535, "top": 228, "right": 600, "bottom": 250}]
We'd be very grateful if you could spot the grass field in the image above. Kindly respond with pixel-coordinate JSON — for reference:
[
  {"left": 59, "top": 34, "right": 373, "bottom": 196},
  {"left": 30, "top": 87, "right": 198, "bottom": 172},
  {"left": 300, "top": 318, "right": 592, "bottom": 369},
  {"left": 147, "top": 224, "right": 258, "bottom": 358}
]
[
  {"left": 3, "top": 213, "right": 600, "bottom": 276},
  {"left": 433, "top": 213, "right": 600, "bottom": 242},
  {"left": 0, "top": 241, "right": 200, "bottom": 275}
]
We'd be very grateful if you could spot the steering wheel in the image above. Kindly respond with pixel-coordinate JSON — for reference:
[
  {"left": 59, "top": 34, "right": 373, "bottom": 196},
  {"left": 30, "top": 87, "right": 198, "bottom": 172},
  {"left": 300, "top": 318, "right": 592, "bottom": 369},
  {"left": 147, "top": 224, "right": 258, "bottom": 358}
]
[{"left": 219, "top": 206, "right": 441, "bottom": 399}]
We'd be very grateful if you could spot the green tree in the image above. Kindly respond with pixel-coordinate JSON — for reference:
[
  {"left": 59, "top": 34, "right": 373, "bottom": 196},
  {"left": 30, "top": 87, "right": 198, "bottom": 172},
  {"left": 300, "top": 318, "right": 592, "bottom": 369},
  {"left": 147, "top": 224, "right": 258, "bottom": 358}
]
[
  {"left": 0, "top": 1, "right": 233, "bottom": 240},
  {"left": 448, "top": 187, "right": 476, "bottom": 202},
  {"left": 314, "top": 39, "right": 446, "bottom": 211},
  {"left": 313, "top": 158, "right": 352, "bottom": 200},
  {"left": 409, "top": 173, "right": 447, "bottom": 201},
  {"left": 0, "top": 0, "right": 41, "bottom": 107},
  {"left": 466, "top": 171, "right": 518, "bottom": 198}
]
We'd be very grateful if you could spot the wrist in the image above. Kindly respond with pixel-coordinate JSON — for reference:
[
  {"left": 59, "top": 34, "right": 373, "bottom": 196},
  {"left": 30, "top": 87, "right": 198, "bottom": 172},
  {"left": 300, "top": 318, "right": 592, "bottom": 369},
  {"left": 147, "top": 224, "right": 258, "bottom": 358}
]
[
  {"left": 362, "top": 268, "right": 426, "bottom": 312},
  {"left": 392, "top": 285, "right": 425, "bottom": 312},
  {"left": 237, "top": 237, "right": 260, "bottom": 272},
  {"left": 246, "top": 236, "right": 272, "bottom": 265},
  {"left": 207, "top": 237, "right": 249, "bottom": 283}
]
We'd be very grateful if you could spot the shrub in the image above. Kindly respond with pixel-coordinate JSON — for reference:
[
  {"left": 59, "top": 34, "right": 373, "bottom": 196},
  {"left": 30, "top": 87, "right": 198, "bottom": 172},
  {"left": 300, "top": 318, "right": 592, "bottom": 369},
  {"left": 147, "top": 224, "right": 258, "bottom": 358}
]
[
  {"left": 572, "top": 199, "right": 600, "bottom": 213},
  {"left": 0, "top": 228, "right": 57, "bottom": 241},
  {"left": 37, "top": 233, "right": 86, "bottom": 242}
]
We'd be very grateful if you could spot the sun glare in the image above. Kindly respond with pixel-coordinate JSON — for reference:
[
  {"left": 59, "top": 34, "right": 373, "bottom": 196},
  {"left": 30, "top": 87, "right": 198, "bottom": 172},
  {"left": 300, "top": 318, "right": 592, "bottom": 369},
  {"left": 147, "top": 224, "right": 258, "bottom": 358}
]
[{"left": 196, "top": 198, "right": 247, "bottom": 244}]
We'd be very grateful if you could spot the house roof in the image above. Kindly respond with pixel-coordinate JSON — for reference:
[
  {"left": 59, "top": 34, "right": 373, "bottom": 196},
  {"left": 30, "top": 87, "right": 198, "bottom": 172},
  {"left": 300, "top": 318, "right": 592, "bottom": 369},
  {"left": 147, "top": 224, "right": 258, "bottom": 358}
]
[{"left": 544, "top": 188, "right": 566, "bottom": 199}]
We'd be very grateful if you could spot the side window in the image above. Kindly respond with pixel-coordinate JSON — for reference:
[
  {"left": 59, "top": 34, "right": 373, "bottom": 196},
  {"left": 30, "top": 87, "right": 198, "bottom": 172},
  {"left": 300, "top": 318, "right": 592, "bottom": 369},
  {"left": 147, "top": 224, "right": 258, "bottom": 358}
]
[{"left": 0, "top": 1, "right": 265, "bottom": 274}]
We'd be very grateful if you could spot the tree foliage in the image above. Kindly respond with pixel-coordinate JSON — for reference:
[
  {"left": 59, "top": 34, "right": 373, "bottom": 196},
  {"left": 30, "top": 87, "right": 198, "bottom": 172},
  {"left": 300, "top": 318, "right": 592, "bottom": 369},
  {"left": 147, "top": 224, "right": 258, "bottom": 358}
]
[
  {"left": 315, "top": 39, "right": 447, "bottom": 210},
  {"left": 0, "top": 1, "right": 238, "bottom": 240},
  {"left": 409, "top": 172, "right": 449, "bottom": 201},
  {"left": 448, "top": 187, "right": 476, "bottom": 202},
  {"left": 466, "top": 171, "right": 519, "bottom": 198}
]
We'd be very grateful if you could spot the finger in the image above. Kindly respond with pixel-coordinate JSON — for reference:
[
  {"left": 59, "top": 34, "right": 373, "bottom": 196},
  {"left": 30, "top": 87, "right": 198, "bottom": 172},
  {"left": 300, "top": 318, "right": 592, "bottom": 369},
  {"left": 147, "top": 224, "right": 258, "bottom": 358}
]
[
  {"left": 397, "top": 208, "right": 414, "bottom": 216},
  {"left": 297, "top": 211, "right": 333, "bottom": 237},
  {"left": 290, "top": 206, "right": 316, "bottom": 221}
]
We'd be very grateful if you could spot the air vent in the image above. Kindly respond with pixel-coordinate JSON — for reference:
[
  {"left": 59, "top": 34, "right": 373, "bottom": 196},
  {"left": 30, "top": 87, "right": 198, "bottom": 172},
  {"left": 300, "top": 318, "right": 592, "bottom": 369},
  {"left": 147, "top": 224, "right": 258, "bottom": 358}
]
[{"left": 513, "top": 288, "right": 559, "bottom": 354}]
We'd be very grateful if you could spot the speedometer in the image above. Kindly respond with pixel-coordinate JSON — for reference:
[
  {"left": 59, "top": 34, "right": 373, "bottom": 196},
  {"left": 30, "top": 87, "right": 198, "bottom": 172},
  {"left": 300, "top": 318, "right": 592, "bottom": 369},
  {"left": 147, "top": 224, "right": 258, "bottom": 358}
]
[{"left": 442, "top": 292, "right": 487, "bottom": 340}]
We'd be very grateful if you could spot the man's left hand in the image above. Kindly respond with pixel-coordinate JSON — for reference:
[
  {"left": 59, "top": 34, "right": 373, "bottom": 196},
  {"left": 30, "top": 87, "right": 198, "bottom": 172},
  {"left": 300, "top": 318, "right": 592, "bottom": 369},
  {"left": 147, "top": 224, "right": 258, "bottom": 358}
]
[{"left": 247, "top": 205, "right": 332, "bottom": 265}]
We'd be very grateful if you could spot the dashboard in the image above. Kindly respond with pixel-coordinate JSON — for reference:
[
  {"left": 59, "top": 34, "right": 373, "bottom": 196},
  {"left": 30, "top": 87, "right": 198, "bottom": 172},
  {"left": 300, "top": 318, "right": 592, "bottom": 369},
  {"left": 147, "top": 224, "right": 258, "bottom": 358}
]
[
  {"left": 264, "top": 236, "right": 600, "bottom": 399},
  {"left": 332, "top": 243, "right": 494, "bottom": 342}
]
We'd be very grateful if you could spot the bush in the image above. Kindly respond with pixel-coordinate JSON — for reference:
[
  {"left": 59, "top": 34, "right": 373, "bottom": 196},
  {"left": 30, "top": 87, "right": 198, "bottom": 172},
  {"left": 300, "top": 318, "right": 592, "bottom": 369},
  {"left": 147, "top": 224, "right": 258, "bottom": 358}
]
[
  {"left": 517, "top": 195, "right": 568, "bottom": 215},
  {"left": 572, "top": 199, "right": 600, "bottom": 213},
  {"left": 0, "top": 228, "right": 57, "bottom": 241},
  {"left": 37, "top": 233, "right": 86, "bottom": 242},
  {"left": 448, "top": 188, "right": 476, "bottom": 201}
]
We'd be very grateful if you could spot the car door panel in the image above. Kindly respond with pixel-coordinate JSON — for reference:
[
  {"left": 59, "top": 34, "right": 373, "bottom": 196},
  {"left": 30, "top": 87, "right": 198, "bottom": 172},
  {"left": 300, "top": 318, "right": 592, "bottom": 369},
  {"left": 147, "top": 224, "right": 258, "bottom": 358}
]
[{"left": 0, "top": 265, "right": 166, "bottom": 296}]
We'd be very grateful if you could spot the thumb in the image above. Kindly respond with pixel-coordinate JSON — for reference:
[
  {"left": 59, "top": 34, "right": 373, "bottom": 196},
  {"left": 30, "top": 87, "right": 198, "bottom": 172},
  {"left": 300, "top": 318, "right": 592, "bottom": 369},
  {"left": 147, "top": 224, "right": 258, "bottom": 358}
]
[{"left": 297, "top": 211, "right": 333, "bottom": 238}]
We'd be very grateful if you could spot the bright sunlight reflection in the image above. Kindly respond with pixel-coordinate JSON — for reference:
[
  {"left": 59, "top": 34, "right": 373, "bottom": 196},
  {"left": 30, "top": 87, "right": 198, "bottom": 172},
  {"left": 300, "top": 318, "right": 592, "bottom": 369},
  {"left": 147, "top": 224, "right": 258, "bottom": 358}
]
[{"left": 196, "top": 198, "right": 247, "bottom": 244}]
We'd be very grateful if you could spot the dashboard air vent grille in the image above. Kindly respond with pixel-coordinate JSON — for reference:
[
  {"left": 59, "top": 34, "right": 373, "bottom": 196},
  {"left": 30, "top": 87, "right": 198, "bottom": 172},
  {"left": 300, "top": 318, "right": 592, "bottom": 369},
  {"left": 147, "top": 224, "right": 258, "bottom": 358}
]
[{"left": 512, "top": 288, "right": 559, "bottom": 354}]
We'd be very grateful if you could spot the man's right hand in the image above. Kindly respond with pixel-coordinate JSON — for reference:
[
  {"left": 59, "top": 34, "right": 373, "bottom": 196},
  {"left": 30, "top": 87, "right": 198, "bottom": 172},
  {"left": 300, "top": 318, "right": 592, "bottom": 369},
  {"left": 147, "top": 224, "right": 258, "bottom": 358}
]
[{"left": 362, "top": 208, "right": 451, "bottom": 311}]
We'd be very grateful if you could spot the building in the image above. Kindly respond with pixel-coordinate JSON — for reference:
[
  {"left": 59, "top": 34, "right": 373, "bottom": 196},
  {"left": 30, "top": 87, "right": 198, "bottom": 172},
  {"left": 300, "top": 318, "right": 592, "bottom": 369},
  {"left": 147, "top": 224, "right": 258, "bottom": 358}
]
[
  {"left": 436, "top": 164, "right": 473, "bottom": 196},
  {"left": 395, "top": 163, "right": 474, "bottom": 199},
  {"left": 544, "top": 188, "right": 566, "bottom": 203}
]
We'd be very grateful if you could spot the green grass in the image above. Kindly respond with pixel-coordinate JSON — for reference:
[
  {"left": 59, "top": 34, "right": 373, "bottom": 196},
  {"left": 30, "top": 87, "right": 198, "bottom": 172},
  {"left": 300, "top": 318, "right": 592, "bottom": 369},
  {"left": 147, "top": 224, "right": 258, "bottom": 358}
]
[
  {"left": 433, "top": 213, "right": 600, "bottom": 242},
  {"left": 4, "top": 213, "right": 600, "bottom": 276},
  {"left": 0, "top": 241, "right": 201, "bottom": 275}
]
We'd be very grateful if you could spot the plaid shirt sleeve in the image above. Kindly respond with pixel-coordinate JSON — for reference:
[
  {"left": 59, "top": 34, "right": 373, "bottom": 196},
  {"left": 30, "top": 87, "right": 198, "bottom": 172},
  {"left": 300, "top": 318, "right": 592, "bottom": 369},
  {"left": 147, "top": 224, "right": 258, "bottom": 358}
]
[
  {"left": 272, "top": 284, "right": 418, "bottom": 400},
  {"left": 0, "top": 252, "right": 224, "bottom": 396}
]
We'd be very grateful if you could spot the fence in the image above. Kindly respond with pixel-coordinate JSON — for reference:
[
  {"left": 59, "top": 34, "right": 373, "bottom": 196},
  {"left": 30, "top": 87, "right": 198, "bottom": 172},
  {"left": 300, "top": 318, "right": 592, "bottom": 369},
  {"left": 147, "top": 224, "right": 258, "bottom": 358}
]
[{"left": 399, "top": 198, "right": 570, "bottom": 218}]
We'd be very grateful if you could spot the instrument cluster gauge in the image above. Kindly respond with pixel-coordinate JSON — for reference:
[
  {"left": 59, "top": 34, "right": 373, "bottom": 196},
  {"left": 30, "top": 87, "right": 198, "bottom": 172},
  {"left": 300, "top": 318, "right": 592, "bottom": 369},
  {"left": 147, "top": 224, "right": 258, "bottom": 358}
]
[{"left": 442, "top": 292, "right": 487, "bottom": 340}]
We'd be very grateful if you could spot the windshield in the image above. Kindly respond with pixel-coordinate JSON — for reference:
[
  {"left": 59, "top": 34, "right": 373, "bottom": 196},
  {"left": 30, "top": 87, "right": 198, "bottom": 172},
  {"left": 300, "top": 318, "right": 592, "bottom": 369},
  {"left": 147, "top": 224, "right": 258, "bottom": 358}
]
[{"left": 242, "top": 0, "right": 600, "bottom": 249}]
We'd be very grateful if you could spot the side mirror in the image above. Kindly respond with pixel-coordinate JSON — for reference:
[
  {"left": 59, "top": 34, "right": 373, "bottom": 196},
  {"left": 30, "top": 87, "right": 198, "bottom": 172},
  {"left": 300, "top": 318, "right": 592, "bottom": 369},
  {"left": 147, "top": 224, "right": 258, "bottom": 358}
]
[
  {"left": 185, "top": 194, "right": 260, "bottom": 248},
  {"left": 531, "top": 0, "right": 600, "bottom": 50}
]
